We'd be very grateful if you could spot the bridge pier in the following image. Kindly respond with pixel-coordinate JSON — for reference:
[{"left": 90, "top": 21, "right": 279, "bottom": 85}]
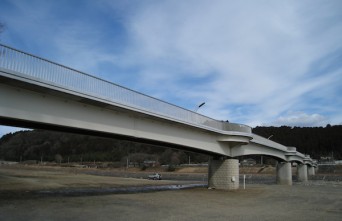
[
  {"left": 208, "top": 158, "right": 239, "bottom": 190},
  {"left": 276, "top": 161, "right": 292, "bottom": 185},
  {"left": 308, "top": 166, "right": 315, "bottom": 176},
  {"left": 297, "top": 164, "right": 308, "bottom": 182}
]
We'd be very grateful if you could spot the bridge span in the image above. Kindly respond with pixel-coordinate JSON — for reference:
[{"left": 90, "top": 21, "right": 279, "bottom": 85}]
[{"left": 0, "top": 44, "right": 316, "bottom": 189}]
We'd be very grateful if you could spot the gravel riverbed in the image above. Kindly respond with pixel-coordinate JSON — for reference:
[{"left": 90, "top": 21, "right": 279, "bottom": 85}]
[{"left": 0, "top": 166, "right": 341, "bottom": 221}]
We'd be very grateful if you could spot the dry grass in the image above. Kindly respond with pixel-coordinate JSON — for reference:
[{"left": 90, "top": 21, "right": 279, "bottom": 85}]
[{"left": 0, "top": 166, "right": 196, "bottom": 192}]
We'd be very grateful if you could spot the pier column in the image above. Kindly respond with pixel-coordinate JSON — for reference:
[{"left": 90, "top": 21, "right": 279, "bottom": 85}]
[
  {"left": 276, "top": 161, "right": 292, "bottom": 185},
  {"left": 308, "top": 166, "right": 315, "bottom": 176},
  {"left": 208, "top": 158, "right": 239, "bottom": 190},
  {"left": 297, "top": 164, "right": 308, "bottom": 182}
]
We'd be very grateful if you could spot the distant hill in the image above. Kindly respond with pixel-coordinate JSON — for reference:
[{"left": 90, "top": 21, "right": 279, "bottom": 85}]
[
  {"left": 253, "top": 125, "right": 342, "bottom": 160},
  {"left": 0, "top": 125, "right": 341, "bottom": 163},
  {"left": 0, "top": 129, "right": 208, "bottom": 165}
]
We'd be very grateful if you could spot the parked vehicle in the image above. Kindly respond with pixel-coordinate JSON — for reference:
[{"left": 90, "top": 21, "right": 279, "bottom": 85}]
[{"left": 148, "top": 173, "right": 162, "bottom": 180}]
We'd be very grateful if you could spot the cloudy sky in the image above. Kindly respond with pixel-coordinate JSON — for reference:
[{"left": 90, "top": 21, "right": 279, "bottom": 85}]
[{"left": 0, "top": 0, "right": 341, "bottom": 136}]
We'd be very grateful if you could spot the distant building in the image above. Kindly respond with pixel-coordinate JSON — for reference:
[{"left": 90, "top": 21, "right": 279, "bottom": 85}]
[
  {"left": 143, "top": 160, "right": 159, "bottom": 167},
  {"left": 241, "top": 158, "right": 256, "bottom": 166},
  {"left": 319, "top": 156, "right": 336, "bottom": 165}
]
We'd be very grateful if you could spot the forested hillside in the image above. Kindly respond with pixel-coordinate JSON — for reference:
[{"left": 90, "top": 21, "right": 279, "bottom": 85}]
[
  {"left": 0, "top": 125, "right": 341, "bottom": 164},
  {"left": 253, "top": 125, "right": 342, "bottom": 160},
  {"left": 0, "top": 129, "right": 208, "bottom": 165}
]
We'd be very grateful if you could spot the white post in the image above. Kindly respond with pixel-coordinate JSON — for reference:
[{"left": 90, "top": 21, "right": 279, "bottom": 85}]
[{"left": 243, "top": 175, "right": 246, "bottom": 189}]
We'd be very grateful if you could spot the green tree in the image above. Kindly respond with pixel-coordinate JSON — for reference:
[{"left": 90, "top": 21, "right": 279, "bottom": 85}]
[{"left": 55, "top": 154, "right": 63, "bottom": 164}]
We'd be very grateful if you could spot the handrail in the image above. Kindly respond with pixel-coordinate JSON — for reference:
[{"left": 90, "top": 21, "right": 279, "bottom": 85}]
[
  {"left": 0, "top": 43, "right": 251, "bottom": 133},
  {"left": 251, "top": 134, "right": 288, "bottom": 151}
]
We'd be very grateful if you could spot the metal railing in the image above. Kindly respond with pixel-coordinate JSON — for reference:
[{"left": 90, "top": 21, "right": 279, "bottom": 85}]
[{"left": 0, "top": 44, "right": 251, "bottom": 133}]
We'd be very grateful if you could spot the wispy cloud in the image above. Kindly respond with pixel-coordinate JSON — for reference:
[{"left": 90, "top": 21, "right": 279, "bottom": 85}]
[
  {"left": 271, "top": 111, "right": 329, "bottom": 127},
  {"left": 119, "top": 0, "right": 342, "bottom": 126},
  {"left": 0, "top": 0, "right": 341, "bottom": 133}
]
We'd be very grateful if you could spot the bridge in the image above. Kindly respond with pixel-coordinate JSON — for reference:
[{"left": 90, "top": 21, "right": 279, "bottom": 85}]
[{"left": 0, "top": 44, "right": 316, "bottom": 189}]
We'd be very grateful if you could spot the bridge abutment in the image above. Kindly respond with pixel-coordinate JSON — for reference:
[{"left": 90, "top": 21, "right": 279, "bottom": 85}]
[
  {"left": 208, "top": 158, "right": 239, "bottom": 190},
  {"left": 297, "top": 164, "right": 308, "bottom": 182},
  {"left": 276, "top": 161, "right": 292, "bottom": 185}
]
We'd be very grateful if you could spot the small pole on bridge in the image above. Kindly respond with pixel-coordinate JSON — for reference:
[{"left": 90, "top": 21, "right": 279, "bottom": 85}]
[
  {"left": 195, "top": 102, "right": 205, "bottom": 112},
  {"left": 126, "top": 157, "right": 129, "bottom": 169}
]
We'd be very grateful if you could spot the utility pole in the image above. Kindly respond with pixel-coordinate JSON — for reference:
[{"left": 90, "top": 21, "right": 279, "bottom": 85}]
[{"left": 126, "top": 155, "right": 129, "bottom": 169}]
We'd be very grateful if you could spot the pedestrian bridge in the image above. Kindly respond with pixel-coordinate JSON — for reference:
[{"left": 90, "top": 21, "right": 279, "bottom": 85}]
[{"left": 0, "top": 44, "right": 316, "bottom": 189}]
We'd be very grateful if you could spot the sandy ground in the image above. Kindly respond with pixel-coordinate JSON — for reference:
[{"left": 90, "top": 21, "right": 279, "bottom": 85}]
[{"left": 0, "top": 166, "right": 341, "bottom": 221}]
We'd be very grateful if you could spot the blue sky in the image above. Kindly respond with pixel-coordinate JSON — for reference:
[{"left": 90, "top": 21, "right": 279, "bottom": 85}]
[{"left": 0, "top": 0, "right": 341, "bottom": 136}]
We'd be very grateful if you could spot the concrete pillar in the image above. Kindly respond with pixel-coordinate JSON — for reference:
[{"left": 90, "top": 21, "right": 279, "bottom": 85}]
[
  {"left": 276, "top": 161, "right": 292, "bottom": 185},
  {"left": 308, "top": 166, "right": 315, "bottom": 176},
  {"left": 208, "top": 158, "right": 239, "bottom": 190},
  {"left": 297, "top": 164, "right": 308, "bottom": 182}
]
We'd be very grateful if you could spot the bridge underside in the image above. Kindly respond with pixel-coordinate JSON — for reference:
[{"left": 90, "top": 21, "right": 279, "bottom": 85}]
[
  {"left": 0, "top": 82, "right": 237, "bottom": 156},
  {"left": 0, "top": 116, "right": 214, "bottom": 156},
  {"left": 230, "top": 142, "right": 288, "bottom": 161}
]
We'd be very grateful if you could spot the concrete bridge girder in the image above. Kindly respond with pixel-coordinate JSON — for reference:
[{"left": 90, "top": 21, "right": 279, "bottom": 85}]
[
  {"left": 2, "top": 81, "right": 313, "bottom": 189},
  {"left": 285, "top": 155, "right": 304, "bottom": 164},
  {"left": 0, "top": 69, "right": 316, "bottom": 165},
  {"left": 0, "top": 83, "right": 252, "bottom": 157},
  {"left": 1, "top": 80, "right": 314, "bottom": 158},
  {"left": 230, "top": 142, "right": 287, "bottom": 161}
]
